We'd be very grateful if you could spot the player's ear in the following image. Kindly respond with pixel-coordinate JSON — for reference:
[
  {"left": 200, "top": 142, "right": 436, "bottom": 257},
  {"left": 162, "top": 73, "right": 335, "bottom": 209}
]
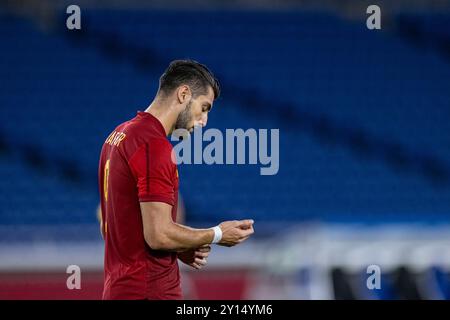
[{"left": 177, "top": 85, "right": 192, "bottom": 104}]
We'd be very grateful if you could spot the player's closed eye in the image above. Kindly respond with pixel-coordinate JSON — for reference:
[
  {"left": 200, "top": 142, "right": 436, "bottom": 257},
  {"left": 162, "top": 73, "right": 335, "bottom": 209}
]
[{"left": 203, "top": 103, "right": 212, "bottom": 112}]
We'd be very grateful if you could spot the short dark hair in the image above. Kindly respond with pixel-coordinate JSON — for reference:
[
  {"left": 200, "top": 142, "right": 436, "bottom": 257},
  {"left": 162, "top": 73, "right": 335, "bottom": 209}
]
[{"left": 158, "top": 59, "right": 220, "bottom": 99}]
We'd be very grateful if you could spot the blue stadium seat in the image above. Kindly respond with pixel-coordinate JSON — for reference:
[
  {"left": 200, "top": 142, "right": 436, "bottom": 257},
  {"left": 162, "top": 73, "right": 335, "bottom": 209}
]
[{"left": 0, "top": 10, "right": 449, "bottom": 228}]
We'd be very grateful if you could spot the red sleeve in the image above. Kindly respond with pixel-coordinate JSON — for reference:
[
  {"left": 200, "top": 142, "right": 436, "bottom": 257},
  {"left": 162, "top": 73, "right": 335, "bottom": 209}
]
[{"left": 128, "top": 139, "right": 175, "bottom": 206}]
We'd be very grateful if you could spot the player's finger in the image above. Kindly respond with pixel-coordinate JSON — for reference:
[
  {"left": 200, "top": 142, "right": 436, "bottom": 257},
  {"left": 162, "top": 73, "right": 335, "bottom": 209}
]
[
  {"left": 191, "top": 262, "right": 201, "bottom": 270},
  {"left": 197, "top": 245, "right": 211, "bottom": 252},
  {"left": 195, "top": 251, "right": 209, "bottom": 258},
  {"left": 238, "top": 235, "right": 250, "bottom": 243},
  {"left": 238, "top": 219, "right": 254, "bottom": 229},
  {"left": 240, "top": 226, "right": 254, "bottom": 237},
  {"left": 195, "top": 257, "right": 207, "bottom": 266}
]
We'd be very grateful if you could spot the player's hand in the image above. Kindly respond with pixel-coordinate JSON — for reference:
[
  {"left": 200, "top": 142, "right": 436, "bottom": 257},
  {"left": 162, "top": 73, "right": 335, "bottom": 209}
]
[
  {"left": 217, "top": 219, "right": 254, "bottom": 247},
  {"left": 178, "top": 244, "right": 211, "bottom": 270}
]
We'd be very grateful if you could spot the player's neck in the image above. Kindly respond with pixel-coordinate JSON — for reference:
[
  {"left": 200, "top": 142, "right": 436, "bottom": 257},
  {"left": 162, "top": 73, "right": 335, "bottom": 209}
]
[{"left": 145, "top": 99, "right": 178, "bottom": 136}]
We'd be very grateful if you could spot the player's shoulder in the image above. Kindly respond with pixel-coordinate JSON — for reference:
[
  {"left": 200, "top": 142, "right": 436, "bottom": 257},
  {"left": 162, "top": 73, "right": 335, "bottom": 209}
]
[
  {"left": 123, "top": 112, "right": 167, "bottom": 138},
  {"left": 114, "top": 114, "right": 159, "bottom": 142},
  {"left": 147, "top": 136, "right": 174, "bottom": 160},
  {"left": 128, "top": 136, "right": 174, "bottom": 169},
  {"left": 107, "top": 112, "right": 174, "bottom": 160},
  {"left": 127, "top": 127, "right": 173, "bottom": 159}
]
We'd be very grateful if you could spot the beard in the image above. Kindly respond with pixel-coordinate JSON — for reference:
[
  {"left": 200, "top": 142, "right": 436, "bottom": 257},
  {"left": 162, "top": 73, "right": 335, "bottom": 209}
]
[{"left": 174, "top": 99, "right": 194, "bottom": 131}]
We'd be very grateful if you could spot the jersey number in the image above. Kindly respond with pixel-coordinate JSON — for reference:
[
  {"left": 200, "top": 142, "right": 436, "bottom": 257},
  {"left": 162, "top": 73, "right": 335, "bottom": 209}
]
[{"left": 104, "top": 159, "right": 110, "bottom": 202}]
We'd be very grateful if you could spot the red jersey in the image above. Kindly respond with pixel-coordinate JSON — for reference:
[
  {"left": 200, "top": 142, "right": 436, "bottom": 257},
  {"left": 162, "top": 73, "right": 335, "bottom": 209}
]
[{"left": 98, "top": 111, "right": 181, "bottom": 300}]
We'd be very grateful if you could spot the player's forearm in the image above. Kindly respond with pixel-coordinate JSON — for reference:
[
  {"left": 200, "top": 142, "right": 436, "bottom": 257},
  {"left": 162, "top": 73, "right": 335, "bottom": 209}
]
[{"left": 148, "top": 222, "right": 214, "bottom": 252}]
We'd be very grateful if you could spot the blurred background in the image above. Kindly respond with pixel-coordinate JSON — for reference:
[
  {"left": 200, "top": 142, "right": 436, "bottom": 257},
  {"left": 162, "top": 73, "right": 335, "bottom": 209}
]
[{"left": 1, "top": 0, "right": 450, "bottom": 299}]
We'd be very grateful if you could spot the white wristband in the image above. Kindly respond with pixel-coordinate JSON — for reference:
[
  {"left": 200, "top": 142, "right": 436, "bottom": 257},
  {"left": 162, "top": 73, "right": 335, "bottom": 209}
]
[{"left": 211, "top": 226, "right": 222, "bottom": 244}]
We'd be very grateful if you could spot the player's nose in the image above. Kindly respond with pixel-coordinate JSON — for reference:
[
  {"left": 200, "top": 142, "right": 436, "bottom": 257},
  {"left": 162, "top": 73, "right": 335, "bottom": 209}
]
[
  {"left": 196, "top": 117, "right": 207, "bottom": 128},
  {"left": 200, "top": 113, "right": 208, "bottom": 127}
]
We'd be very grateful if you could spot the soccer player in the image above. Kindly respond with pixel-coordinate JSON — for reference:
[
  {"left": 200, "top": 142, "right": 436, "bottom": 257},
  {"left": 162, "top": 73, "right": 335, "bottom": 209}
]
[{"left": 98, "top": 60, "right": 254, "bottom": 300}]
